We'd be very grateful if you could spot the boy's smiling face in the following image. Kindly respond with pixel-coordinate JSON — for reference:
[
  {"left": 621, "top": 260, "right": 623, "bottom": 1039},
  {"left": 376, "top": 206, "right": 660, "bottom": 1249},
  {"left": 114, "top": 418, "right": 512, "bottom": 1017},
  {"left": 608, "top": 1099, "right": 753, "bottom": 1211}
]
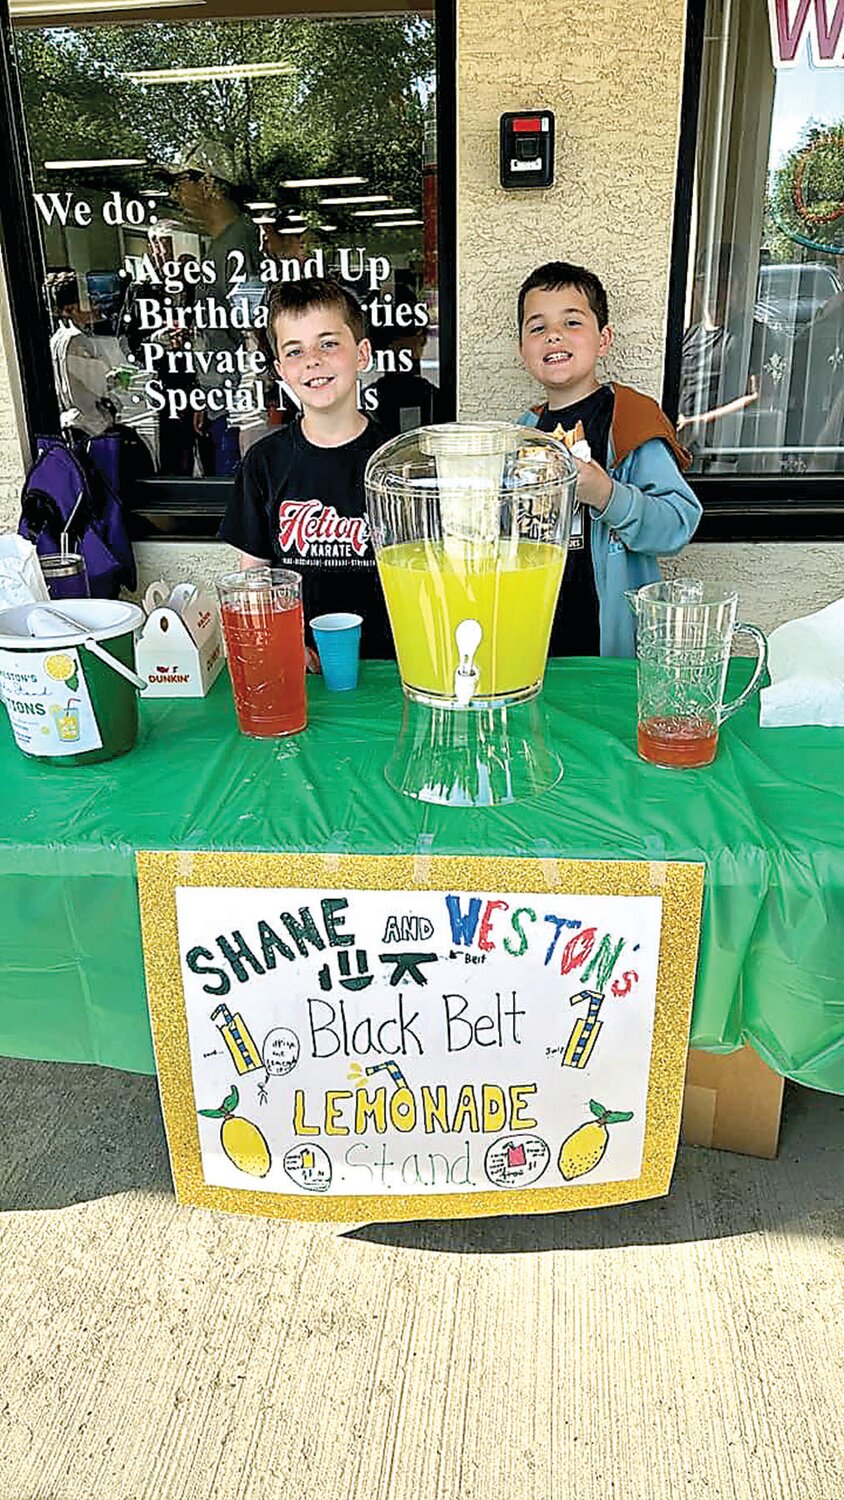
[
  {"left": 520, "top": 285, "right": 613, "bottom": 407},
  {"left": 273, "top": 304, "right": 371, "bottom": 415}
]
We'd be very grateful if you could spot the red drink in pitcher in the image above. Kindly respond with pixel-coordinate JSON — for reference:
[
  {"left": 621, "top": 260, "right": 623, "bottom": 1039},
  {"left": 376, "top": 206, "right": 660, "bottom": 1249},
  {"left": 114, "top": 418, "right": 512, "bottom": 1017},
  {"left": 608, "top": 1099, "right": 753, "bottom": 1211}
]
[
  {"left": 218, "top": 569, "right": 306, "bottom": 738},
  {"left": 631, "top": 582, "right": 768, "bottom": 772},
  {"left": 637, "top": 714, "right": 718, "bottom": 769}
]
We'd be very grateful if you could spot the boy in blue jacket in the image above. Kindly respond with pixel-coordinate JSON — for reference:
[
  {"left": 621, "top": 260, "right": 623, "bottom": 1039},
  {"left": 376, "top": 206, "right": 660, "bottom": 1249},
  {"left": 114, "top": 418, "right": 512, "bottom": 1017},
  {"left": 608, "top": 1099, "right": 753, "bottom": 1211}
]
[{"left": 517, "top": 260, "right": 701, "bottom": 657}]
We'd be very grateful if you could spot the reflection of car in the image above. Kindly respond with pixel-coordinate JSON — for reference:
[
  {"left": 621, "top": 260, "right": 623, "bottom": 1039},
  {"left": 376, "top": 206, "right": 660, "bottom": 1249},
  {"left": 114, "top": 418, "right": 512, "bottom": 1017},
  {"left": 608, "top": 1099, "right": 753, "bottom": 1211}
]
[{"left": 754, "top": 261, "right": 841, "bottom": 334}]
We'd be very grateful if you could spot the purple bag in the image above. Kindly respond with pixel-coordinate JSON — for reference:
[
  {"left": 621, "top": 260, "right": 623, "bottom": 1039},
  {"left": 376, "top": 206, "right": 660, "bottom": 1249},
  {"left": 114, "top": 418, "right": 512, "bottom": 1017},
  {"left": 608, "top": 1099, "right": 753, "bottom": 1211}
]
[{"left": 18, "top": 434, "right": 136, "bottom": 598}]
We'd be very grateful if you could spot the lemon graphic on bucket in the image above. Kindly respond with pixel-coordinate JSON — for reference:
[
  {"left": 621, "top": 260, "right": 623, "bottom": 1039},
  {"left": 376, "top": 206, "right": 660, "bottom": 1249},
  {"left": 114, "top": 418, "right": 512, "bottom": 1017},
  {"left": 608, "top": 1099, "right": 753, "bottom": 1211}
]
[
  {"left": 199, "top": 1085, "right": 271, "bottom": 1178},
  {"left": 45, "top": 652, "right": 74, "bottom": 680},
  {"left": 44, "top": 652, "right": 78, "bottom": 691},
  {"left": 558, "top": 1100, "right": 634, "bottom": 1181}
]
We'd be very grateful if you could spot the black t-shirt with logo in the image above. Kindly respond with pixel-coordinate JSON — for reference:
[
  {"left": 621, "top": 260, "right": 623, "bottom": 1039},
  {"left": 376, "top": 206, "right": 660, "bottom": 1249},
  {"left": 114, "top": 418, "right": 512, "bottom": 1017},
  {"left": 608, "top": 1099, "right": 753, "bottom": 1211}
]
[
  {"left": 219, "top": 418, "right": 394, "bottom": 658},
  {"left": 536, "top": 385, "right": 615, "bottom": 657}
]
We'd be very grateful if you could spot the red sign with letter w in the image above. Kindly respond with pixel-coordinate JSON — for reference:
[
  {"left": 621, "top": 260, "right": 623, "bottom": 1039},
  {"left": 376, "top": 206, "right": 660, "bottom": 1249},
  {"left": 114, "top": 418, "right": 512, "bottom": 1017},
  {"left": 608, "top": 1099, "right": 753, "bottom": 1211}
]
[{"left": 768, "top": 0, "right": 844, "bottom": 66}]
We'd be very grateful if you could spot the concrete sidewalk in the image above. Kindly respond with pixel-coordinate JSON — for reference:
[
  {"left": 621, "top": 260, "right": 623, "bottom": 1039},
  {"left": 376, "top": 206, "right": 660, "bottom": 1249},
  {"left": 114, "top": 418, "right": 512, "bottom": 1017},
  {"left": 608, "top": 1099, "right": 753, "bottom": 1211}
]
[{"left": 1, "top": 1058, "right": 842, "bottom": 1500}]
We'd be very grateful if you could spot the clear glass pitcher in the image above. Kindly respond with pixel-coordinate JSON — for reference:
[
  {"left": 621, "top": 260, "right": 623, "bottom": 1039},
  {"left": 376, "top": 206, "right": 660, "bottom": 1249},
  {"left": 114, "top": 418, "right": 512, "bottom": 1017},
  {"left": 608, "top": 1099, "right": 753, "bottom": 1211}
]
[
  {"left": 627, "top": 579, "right": 767, "bottom": 768},
  {"left": 365, "top": 422, "right": 577, "bottom": 709},
  {"left": 217, "top": 567, "right": 307, "bottom": 739}
]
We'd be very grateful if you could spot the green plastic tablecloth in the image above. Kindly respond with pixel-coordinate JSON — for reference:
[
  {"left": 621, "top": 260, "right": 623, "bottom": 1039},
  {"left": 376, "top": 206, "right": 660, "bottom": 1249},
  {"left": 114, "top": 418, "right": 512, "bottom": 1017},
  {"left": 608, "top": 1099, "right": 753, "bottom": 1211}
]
[{"left": 1, "top": 659, "right": 842, "bottom": 1090}]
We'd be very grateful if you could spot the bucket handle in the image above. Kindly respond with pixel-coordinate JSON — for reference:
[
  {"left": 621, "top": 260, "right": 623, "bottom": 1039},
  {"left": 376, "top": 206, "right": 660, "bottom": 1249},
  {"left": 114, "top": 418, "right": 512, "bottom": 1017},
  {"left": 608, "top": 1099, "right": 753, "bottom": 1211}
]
[
  {"left": 81, "top": 634, "right": 147, "bottom": 692},
  {"left": 32, "top": 605, "right": 147, "bottom": 691}
]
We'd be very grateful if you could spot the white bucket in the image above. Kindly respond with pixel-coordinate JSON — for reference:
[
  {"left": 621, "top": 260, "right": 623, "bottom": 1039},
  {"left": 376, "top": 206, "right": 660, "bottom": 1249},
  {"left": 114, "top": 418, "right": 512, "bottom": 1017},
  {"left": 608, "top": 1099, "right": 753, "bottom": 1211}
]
[{"left": 0, "top": 599, "right": 145, "bottom": 764}]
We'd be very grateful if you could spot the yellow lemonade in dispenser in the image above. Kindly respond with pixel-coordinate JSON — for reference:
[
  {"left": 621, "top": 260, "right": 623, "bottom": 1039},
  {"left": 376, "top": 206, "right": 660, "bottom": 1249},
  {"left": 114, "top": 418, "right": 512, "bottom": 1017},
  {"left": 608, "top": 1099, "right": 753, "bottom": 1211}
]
[{"left": 378, "top": 538, "right": 565, "bottom": 700}]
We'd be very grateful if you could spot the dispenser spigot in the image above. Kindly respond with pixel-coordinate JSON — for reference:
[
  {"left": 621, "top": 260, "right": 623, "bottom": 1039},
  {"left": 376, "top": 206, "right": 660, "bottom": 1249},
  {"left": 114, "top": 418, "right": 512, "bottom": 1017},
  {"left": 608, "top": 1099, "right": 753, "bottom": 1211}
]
[{"left": 454, "top": 618, "right": 482, "bottom": 705}]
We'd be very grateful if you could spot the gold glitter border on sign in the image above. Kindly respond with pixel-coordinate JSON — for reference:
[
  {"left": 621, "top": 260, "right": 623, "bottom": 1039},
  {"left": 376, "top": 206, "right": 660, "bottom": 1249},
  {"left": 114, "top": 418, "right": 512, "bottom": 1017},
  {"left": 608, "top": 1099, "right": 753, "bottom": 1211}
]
[{"left": 136, "top": 851, "right": 704, "bottom": 1223}]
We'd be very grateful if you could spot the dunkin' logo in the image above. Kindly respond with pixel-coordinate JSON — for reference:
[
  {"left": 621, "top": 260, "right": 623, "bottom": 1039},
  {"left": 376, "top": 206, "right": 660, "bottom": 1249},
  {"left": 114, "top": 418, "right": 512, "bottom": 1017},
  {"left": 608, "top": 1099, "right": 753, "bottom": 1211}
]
[
  {"left": 150, "top": 667, "right": 190, "bottom": 683},
  {"left": 277, "top": 500, "right": 369, "bottom": 558}
]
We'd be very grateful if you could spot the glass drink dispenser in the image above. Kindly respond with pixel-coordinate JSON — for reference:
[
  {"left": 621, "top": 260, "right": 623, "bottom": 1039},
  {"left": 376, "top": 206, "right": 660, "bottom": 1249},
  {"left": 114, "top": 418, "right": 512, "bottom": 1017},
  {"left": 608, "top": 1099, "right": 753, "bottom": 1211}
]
[{"left": 365, "top": 422, "right": 577, "bottom": 805}]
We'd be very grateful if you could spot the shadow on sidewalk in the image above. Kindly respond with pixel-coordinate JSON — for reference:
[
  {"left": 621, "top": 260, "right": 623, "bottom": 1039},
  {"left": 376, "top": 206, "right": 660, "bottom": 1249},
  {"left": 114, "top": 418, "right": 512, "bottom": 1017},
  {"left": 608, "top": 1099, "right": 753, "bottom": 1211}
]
[
  {"left": 346, "top": 1083, "right": 844, "bottom": 1252},
  {"left": 0, "top": 1057, "right": 171, "bottom": 1210},
  {"left": 2, "top": 1057, "right": 841, "bottom": 1252}
]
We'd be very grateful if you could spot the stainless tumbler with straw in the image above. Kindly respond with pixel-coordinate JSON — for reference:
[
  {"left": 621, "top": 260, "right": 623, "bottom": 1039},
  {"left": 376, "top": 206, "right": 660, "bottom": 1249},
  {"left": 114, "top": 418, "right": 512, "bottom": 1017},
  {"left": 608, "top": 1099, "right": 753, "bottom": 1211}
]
[{"left": 40, "top": 493, "right": 90, "bottom": 601}]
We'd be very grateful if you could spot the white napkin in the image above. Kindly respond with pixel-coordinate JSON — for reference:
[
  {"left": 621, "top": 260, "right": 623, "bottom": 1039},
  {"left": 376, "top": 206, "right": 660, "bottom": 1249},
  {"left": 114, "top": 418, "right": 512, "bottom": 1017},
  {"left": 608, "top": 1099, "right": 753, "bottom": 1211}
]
[
  {"left": 760, "top": 597, "right": 844, "bottom": 728},
  {"left": 0, "top": 535, "right": 50, "bottom": 609}
]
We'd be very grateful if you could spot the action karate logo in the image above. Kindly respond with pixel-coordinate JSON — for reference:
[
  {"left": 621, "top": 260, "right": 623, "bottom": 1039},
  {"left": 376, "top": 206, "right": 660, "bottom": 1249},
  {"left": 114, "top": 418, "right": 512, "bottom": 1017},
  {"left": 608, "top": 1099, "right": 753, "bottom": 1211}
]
[{"left": 276, "top": 500, "right": 370, "bottom": 563}]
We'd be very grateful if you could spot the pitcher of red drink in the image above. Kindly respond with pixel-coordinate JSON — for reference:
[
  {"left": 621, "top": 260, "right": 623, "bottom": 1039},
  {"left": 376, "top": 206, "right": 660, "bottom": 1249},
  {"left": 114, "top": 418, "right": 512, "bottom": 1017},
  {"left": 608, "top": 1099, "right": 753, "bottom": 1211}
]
[
  {"left": 628, "top": 580, "right": 767, "bottom": 768},
  {"left": 217, "top": 567, "right": 307, "bottom": 738}
]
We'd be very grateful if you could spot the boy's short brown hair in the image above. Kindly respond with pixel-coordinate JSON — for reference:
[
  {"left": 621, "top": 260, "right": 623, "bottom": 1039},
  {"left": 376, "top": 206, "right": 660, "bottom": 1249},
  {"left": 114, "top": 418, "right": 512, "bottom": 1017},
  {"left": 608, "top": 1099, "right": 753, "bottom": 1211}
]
[
  {"left": 267, "top": 275, "right": 365, "bottom": 354},
  {"left": 518, "top": 261, "right": 609, "bottom": 334}
]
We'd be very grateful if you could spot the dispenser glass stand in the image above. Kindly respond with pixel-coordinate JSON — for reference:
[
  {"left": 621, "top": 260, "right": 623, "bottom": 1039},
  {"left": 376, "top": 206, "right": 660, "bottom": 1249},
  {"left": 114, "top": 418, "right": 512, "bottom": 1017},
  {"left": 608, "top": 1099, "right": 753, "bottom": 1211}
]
[
  {"left": 366, "top": 422, "right": 577, "bottom": 809},
  {"left": 384, "top": 693, "right": 563, "bottom": 807}
]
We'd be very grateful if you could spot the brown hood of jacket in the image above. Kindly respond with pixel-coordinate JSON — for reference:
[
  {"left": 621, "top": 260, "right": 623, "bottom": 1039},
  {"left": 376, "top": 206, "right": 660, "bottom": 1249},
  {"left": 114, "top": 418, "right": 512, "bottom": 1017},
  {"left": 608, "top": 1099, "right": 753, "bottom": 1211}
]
[
  {"left": 610, "top": 383, "right": 691, "bottom": 472},
  {"left": 530, "top": 383, "right": 692, "bottom": 473}
]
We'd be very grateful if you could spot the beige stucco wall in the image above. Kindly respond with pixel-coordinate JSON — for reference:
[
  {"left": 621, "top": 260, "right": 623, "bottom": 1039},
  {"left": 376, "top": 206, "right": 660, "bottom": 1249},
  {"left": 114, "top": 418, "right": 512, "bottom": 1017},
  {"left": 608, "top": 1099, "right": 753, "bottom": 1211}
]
[
  {"left": 457, "top": 0, "right": 689, "bottom": 415},
  {"left": 665, "top": 543, "right": 843, "bottom": 633},
  {"left": 0, "top": 1, "right": 841, "bottom": 622}
]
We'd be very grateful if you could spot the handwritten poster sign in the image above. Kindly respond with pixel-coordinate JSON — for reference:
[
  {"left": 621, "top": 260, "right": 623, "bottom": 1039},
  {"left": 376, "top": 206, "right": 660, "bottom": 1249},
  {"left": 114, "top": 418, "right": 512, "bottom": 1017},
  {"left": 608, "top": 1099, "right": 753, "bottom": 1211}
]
[{"left": 137, "top": 853, "right": 704, "bottom": 1222}]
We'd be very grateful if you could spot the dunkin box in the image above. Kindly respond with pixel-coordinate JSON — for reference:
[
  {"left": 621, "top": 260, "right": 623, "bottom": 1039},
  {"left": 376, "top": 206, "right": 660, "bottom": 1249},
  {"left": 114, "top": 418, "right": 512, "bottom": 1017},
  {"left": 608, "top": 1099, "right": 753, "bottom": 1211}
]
[{"left": 136, "top": 582, "right": 225, "bottom": 697}]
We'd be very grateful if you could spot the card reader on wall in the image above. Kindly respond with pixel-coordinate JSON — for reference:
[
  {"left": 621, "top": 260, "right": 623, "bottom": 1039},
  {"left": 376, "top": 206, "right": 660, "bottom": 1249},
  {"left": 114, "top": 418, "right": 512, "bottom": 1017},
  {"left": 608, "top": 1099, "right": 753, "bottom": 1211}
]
[{"left": 500, "top": 111, "right": 555, "bottom": 189}]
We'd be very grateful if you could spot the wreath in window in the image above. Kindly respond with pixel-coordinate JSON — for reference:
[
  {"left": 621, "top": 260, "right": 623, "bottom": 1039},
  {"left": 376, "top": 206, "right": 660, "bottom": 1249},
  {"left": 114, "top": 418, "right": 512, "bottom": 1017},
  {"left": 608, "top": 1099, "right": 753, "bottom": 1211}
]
[{"left": 768, "top": 123, "right": 844, "bottom": 256}]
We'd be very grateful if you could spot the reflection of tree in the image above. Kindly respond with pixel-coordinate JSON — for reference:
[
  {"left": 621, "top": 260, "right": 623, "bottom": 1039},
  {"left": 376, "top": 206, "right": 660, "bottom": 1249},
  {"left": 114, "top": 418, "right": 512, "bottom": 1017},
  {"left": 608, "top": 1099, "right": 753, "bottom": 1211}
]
[
  {"left": 765, "top": 120, "right": 844, "bottom": 261},
  {"left": 16, "top": 18, "right": 434, "bottom": 213}
]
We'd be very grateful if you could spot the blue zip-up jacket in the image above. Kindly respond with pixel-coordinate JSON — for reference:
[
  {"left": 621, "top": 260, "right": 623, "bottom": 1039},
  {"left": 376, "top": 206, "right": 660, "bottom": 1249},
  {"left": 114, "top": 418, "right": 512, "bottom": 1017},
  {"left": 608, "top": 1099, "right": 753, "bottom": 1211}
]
[{"left": 519, "top": 384, "right": 702, "bottom": 656}]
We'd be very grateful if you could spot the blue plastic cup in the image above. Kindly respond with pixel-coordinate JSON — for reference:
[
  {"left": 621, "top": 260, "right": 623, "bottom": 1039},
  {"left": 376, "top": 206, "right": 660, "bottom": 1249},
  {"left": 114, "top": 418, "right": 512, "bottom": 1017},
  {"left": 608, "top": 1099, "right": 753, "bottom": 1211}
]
[{"left": 310, "top": 612, "right": 362, "bottom": 692}]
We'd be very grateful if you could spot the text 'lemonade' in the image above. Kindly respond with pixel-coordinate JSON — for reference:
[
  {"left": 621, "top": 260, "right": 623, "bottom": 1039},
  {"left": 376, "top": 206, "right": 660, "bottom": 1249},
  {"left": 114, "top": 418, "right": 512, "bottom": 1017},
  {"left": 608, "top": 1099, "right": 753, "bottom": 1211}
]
[
  {"left": 221, "top": 598, "right": 306, "bottom": 737},
  {"left": 377, "top": 539, "right": 564, "bottom": 699}
]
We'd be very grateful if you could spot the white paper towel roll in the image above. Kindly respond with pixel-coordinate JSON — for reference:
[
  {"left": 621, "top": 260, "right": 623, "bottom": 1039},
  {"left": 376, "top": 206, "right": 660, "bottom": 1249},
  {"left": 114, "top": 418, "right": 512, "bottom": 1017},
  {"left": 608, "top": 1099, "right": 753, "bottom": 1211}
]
[{"left": 760, "top": 597, "right": 844, "bottom": 728}]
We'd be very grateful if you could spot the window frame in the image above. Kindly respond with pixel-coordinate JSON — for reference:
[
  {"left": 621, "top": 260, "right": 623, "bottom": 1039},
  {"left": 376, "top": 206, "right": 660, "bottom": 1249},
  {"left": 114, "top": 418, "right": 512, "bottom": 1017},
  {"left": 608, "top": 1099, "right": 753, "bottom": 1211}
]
[
  {"left": 663, "top": 0, "right": 843, "bottom": 542},
  {"left": 0, "top": 0, "right": 457, "bottom": 542}
]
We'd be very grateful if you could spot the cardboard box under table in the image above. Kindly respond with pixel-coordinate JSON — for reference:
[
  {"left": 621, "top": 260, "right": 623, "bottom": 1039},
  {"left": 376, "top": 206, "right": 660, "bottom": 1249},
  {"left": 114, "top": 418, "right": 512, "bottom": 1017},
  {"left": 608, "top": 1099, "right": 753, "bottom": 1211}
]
[{"left": 683, "top": 1046, "right": 785, "bottom": 1159}]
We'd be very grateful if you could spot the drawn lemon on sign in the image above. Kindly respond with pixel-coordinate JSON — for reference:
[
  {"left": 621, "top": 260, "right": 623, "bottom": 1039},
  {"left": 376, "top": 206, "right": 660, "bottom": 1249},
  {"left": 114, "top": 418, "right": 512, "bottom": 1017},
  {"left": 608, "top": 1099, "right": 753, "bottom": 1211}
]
[
  {"left": 198, "top": 1085, "right": 271, "bottom": 1178},
  {"left": 558, "top": 1100, "right": 634, "bottom": 1181}
]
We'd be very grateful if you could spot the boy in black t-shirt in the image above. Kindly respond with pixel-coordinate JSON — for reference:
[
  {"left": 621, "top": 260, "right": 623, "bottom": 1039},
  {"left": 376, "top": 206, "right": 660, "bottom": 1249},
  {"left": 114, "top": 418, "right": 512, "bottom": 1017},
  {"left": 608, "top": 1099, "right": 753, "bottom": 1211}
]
[{"left": 219, "top": 277, "right": 393, "bottom": 658}]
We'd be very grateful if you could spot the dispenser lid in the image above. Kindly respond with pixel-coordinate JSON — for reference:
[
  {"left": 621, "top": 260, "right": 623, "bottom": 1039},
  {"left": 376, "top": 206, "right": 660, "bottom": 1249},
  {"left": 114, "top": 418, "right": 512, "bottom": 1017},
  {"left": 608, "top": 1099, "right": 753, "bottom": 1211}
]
[{"left": 364, "top": 420, "right": 577, "bottom": 501}]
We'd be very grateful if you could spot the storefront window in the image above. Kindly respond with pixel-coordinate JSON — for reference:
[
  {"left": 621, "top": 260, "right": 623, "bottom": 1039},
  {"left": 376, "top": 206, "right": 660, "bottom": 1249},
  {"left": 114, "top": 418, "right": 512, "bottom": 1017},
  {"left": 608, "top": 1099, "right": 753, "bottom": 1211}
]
[
  {"left": 8, "top": 1, "right": 445, "bottom": 498},
  {"left": 678, "top": 0, "right": 843, "bottom": 478}
]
